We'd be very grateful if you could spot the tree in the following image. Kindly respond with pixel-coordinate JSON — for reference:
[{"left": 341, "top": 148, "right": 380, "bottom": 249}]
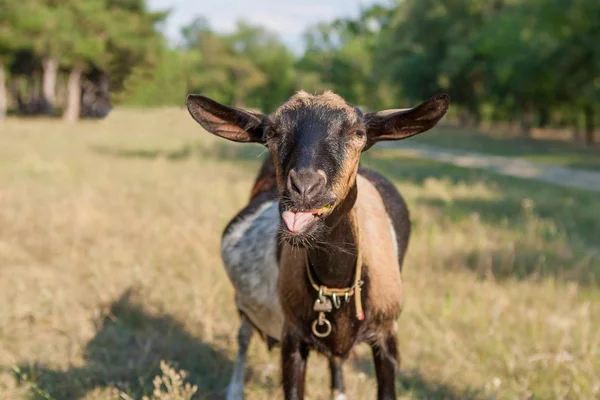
[
  {"left": 296, "top": 5, "right": 396, "bottom": 110},
  {"left": 0, "top": 0, "right": 34, "bottom": 119},
  {"left": 103, "top": 0, "right": 168, "bottom": 96},
  {"left": 54, "top": 0, "right": 108, "bottom": 121},
  {"left": 228, "top": 21, "right": 296, "bottom": 111},
  {"left": 182, "top": 20, "right": 269, "bottom": 108},
  {"left": 0, "top": 2, "right": 13, "bottom": 120}
]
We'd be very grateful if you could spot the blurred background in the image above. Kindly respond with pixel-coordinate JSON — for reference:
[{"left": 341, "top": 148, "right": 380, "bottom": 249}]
[
  {"left": 0, "top": 1, "right": 599, "bottom": 400},
  {"left": 0, "top": 0, "right": 599, "bottom": 145}
]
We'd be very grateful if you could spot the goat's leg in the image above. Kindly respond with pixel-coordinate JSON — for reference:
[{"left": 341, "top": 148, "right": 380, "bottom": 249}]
[
  {"left": 371, "top": 334, "right": 399, "bottom": 400},
  {"left": 226, "top": 313, "right": 254, "bottom": 400},
  {"left": 281, "top": 329, "right": 309, "bottom": 400},
  {"left": 329, "top": 356, "right": 346, "bottom": 400}
]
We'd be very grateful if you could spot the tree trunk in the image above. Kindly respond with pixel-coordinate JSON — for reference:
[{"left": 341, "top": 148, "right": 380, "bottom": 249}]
[
  {"left": 567, "top": 111, "right": 580, "bottom": 142},
  {"left": 27, "top": 73, "right": 35, "bottom": 105},
  {"left": 42, "top": 57, "right": 58, "bottom": 114},
  {"left": 0, "top": 62, "right": 6, "bottom": 121},
  {"left": 520, "top": 102, "right": 533, "bottom": 137},
  {"left": 471, "top": 108, "right": 482, "bottom": 128},
  {"left": 458, "top": 109, "right": 469, "bottom": 126},
  {"left": 538, "top": 106, "right": 550, "bottom": 128},
  {"left": 56, "top": 73, "right": 67, "bottom": 108},
  {"left": 584, "top": 105, "right": 595, "bottom": 146},
  {"left": 63, "top": 65, "right": 83, "bottom": 122},
  {"left": 573, "top": 126, "right": 582, "bottom": 143}
]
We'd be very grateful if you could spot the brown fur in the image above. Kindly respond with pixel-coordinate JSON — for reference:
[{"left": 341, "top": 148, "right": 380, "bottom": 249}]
[
  {"left": 277, "top": 173, "right": 403, "bottom": 357},
  {"left": 278, "top": 241, "right": 363, "bottom": 356},
  {"left": 274, "top": 90, "right": 354, "bottom": 116},
  {"left": 355, "top": 175, "right": 403, "bottom": 316},
  {"left": 358, "top": 167, "right": 411, "bottom": 269},
  {"left": 267, "top": 91, "right": 361, "bottom": 194},
  {"left": 272, "top": 90, "right": 359, "bottom": 127},
  {"left": 186, "top": 89, "right": 449, "bottom": 400},
  {"left": 249, "top": 154, "right": 277, "bottom": 200},
  {"left": 330, "top": 137, "right": 364, "bottom": 204}
]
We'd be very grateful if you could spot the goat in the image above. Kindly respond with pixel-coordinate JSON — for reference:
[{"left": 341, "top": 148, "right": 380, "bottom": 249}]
[{"left": 186, "top": 90, "right": 449, "bottom": 400}]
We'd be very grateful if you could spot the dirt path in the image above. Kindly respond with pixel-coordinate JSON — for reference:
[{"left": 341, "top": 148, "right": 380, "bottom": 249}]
[{"left": 380, "top": 142, "right": 600, "bottom": 192}]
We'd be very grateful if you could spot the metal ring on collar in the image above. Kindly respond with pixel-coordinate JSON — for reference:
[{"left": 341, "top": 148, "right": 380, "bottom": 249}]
[
  {"left": 332, "top": 293, "right": 341, "bottom": 309},
  {"left": 312, "top": 318, "right": 332, "bottom": 338}
]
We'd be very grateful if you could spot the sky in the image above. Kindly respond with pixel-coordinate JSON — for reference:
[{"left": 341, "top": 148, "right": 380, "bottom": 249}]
[{"left": 147, "top": 0, "right": 383, "bottom": 52}]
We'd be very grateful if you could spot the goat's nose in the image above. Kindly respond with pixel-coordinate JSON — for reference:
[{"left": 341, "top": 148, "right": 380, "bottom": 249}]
[{"left": 287, "top": 169, "right": 326, "bottom": 202}]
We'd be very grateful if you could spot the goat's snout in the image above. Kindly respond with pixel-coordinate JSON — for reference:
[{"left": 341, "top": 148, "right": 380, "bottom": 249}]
[{"left": 287, "top": 169, "right": 327, "bottom": 204}]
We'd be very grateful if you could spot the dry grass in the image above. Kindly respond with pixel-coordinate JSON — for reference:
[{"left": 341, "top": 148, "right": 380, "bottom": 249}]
[{"left": 0, "top": 108, "right": 598, "bottom": 400}]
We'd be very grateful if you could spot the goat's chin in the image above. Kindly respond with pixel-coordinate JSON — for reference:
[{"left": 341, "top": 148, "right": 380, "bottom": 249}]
[{"left": 279, "top": 221, "right": 325, "bottom": 247}]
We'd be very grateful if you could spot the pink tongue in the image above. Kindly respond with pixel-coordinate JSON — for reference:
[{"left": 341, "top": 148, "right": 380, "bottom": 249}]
[{"left": 282, "top": 210, "right": 315, "bottom": 233}]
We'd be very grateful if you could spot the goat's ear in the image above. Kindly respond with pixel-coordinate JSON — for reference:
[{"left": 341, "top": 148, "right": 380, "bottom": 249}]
[
  {"left": 363, "top": 94, "right": 450, "bottom": 150},
  {"left": 186, "top": 94, "right": 266, "bottom": 143}
]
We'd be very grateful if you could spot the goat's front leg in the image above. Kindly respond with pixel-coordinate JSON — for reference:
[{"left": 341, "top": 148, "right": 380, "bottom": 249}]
[
  {"left": 226, "top": 313, "right": 254, "bottom": 400},
  {"left": 371, "top": 334, "right": 399, "bottom": 400},
  {"left": 281, "top": 328, "right": 310, "bottom": 400},
  {"left": 329, "top": 356, "right": 346, "bottom": 400}
]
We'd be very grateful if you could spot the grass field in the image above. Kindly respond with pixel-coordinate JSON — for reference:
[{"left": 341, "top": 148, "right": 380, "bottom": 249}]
[
  {"left": 0, "top": 108, "right": 599, "bottom": 400},
  {"left": 411, "top": 125, "right": 600, "bottom": 171}
]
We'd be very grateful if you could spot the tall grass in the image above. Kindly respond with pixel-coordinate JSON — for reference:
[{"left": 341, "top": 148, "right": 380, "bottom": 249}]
[{"left": 0, "top": 109, "right": 598, "bottom": 399}]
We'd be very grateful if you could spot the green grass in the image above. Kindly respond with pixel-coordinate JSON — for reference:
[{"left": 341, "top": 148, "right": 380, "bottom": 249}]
[
  {"left": 0, "top": 109, "right": 599, "bottom": 400},
  {"left": 410, "top": 125, "right": 600, "bottom": 171}
]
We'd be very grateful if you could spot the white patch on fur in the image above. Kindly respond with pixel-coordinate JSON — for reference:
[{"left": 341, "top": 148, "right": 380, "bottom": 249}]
[
  {"left": 388, "top": 217, "right": 398, "bottom": 256},
  {"left": 222, "top": 201, "right": 274, "bottom": 265},
  {"left": 332, "top": 392, "right": 347, "bottom": 400},
  {"left": 221, "top": 200, "right": 284, "bottom": 340}
]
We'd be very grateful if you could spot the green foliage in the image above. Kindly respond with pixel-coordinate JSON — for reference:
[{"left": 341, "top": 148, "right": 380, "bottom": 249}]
[
  {"left": 296, "top": 13, "right": 382, "bottom": 108},
  {"left": 104, "top": 0, "right": 168, "bottom": 92},
  {"left": 1, "top": 0, "right": 598, "bottom": 143},
  {"left": 179, "top": 19, "right": 295, "bottom": 111},
  {"left": 228, "top": 21, "right": 296, "bottom": 112},
  {"left": 0, "top": 0, "right": 38, "bottom": 59},
  {"left": 366, "top": 0, "right": 599, "bottom": 141},
  {"left": 117, "top": 41, "right": 190, "bottom": 107},
  {"left": 0, "top": 0, "right": 166, "bottom": 100}
]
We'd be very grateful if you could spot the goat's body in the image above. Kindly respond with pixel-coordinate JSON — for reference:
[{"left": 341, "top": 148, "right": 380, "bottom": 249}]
[
  {"left": 221, "top": 195, "right": 283, "bottom": 341},
  {"left": 277, "top": 174, "right": 407, "bottom": 357},
  {"left": 187, "top": 89, "right": 449, "bottom": 400},
  {"left": 221, "top": 157, "right": 411, "bottom": 393}
]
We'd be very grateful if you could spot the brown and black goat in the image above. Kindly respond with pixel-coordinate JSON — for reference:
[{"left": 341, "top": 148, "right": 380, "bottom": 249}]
[{"left": 186, "top": 90, "right": 449, "bottom": 400}]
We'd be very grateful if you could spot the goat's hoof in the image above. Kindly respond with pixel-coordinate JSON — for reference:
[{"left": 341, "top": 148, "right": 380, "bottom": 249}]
[
  {"left": 332, "top": 390, "right": 347, "bottom": 400},
  {"left": 226, "top": 382, "right": 244, "bottom": 400}
]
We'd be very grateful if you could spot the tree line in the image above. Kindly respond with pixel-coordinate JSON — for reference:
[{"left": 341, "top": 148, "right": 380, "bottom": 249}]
[
  {"left": 0, "top": 0, "right": 166, "bottom": 121},
  {"left": 1, "top": 0, "right": 598, "bottom": 144}
]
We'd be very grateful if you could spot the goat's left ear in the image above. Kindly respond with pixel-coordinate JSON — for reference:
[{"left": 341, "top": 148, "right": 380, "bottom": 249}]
[
  {"left": 186, "top": 94, "right": 266, "bottom": 144},
  {"left": 363, "top": 94, "right": 450, "bottom": 150}
]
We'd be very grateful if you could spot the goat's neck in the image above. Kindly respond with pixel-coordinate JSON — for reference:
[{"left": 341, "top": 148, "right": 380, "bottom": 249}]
[{"left": 306, "top": 184, "right": 359, "bottom": 289}]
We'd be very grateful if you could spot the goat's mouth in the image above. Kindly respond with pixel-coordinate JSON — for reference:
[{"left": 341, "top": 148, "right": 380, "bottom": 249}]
[{"left": 281, "top": 203, "right": 334, "bottom": 234}]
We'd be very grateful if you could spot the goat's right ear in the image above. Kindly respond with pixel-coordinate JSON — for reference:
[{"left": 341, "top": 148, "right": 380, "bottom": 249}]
[{"left": 186, "top": 94, "right": 266, "bottom": 143}]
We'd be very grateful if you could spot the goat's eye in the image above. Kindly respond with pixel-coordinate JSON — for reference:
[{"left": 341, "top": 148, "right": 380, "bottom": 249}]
[
  {"left": 355, "top": 130, "right": 365, "bottom": 138},
  {"left": 263, "top": 129, "right": 278, "bottom": 141}
]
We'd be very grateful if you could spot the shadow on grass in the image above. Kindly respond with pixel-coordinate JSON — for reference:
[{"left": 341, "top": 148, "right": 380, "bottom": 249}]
[
  {"left": 352, "top": 355, "right": 487, "bottom": 400},
  {"left": 10, "top": 289, "right": 244, "bottom": 400}
]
